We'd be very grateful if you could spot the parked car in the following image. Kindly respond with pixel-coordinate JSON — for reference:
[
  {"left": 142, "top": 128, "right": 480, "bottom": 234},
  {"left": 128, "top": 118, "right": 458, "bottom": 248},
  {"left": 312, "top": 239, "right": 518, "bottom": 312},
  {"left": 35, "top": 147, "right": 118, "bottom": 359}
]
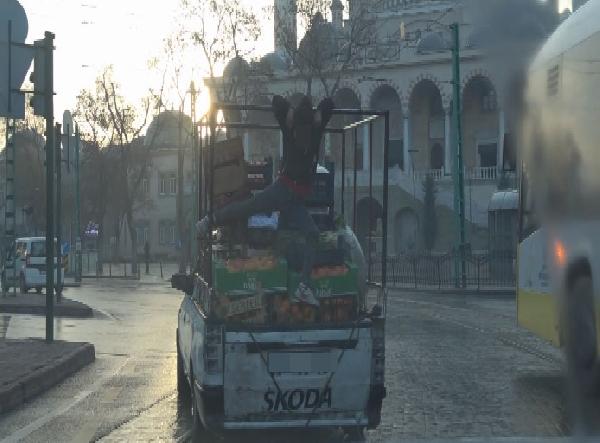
[{"left": 1, "top": 237, "right": 62, "bottom": 294}]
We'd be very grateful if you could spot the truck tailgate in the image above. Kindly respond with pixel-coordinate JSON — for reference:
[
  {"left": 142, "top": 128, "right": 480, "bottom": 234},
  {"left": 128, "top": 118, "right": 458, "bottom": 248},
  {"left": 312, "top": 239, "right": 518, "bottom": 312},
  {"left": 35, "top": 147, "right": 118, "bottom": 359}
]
[{"left": 223, "top": 325, "right": 372, "bottom": 427}]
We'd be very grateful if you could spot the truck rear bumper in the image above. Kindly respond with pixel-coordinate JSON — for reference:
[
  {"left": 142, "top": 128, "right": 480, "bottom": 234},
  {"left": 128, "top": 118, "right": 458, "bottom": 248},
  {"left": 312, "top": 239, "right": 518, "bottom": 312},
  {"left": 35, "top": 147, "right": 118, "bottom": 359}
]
[
  {"left": 223, "top": 417, "right": 369, "bottom": 430},
  {"left": 197, "top": 382, "right": 375, "bottom": 431}
]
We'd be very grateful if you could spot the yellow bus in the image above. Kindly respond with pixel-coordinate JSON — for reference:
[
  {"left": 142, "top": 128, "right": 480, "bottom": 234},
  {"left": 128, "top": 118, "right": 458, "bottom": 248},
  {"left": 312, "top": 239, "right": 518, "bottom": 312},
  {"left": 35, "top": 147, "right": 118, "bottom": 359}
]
[{"left": 517, "top": 0, "right": 600, "bottom": 428}]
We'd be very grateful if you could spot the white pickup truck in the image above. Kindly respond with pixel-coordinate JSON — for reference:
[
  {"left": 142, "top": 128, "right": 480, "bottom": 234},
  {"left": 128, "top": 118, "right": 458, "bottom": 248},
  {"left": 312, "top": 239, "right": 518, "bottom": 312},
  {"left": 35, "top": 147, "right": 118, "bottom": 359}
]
[{"left": 174, "top": 231, "right": 386, "bottom": 439}]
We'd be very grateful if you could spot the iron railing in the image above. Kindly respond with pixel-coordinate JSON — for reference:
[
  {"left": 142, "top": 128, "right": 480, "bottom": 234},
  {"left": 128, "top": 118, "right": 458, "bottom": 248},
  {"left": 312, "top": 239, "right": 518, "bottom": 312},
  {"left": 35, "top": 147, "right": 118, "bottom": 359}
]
[{"left": 371, "top": 250, "right": 515, "bottom": 290}]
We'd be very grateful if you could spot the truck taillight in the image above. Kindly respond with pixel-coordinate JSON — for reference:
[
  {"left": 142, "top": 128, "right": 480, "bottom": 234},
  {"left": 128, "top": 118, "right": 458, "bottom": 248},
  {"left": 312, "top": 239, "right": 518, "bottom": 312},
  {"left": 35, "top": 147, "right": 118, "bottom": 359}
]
[{"left": 204, "top": 324, "right": 223, "bottom": 374}]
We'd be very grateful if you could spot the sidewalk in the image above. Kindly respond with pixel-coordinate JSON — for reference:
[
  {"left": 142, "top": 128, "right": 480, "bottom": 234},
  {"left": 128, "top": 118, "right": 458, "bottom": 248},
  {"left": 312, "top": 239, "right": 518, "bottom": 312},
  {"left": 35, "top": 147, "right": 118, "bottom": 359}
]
[
  {"left": 0, "top": 339, "right": 95, "bottom": 414},
  {"left": 0, "top": 293, "right": 93, "bottom": 317},
  {"left": 138, "top": 262, "right": 179, "bottom": 285}
]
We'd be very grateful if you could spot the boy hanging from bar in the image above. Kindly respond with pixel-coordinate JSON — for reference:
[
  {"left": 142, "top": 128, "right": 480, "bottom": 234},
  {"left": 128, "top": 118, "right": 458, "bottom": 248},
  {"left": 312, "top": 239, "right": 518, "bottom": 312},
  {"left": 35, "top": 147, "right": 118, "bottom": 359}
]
[{"left": 197, "top": 95, "right": 334, "bottom": 306}]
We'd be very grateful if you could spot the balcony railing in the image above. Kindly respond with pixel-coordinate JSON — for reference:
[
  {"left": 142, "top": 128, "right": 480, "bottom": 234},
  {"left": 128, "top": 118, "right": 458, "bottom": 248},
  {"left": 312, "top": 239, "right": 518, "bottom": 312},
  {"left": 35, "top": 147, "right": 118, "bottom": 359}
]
[
  {"left": 335, "top": 166, "right": 513, "bottom": 187},
  {"left": 412, "top": 168, "right": 445, "bottom": 182},
  {"left": 465, "top": 166, "right": 497, "bottom": 181}
]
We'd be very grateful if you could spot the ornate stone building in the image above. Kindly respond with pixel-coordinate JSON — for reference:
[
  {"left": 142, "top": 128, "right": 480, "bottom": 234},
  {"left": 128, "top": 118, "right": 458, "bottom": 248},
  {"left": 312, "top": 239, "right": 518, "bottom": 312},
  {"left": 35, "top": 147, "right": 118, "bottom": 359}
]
[{"left": 210, "top": 0, "right": 557, "bottom": 254}]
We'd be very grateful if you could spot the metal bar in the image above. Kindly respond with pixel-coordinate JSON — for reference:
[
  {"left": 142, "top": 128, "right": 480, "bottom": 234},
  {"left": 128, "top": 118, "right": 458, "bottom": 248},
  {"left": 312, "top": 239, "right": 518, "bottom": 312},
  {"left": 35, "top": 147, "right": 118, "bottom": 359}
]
[
  {"left": 344, "top": 114, "right": 379, "bottom": 131},
  {"left": 211, "top": 102, "right": 387, "bottom": 116},
  {"left": 352, "top": 126, "right": 358, "bottom": 232},
  {"left": 382, "top": 111, "right": 390, "bottom": 289},
  {"left": 55, "top": 123, "right": 62, "bottom": 299},
  {"left": 207, "top": 112, "right": 216, "bottom": 286},
  {"left": 191, "top": 85, "right": 199, "bottom": 265},
  {"left": 341, "top": 131, "right": 345, "bottom": 217},
  {"left": 5, "top": 24, "right": 16, "bottom": 297},
  {"left": 368, "top": 121, "right": 373, "bottom": 282},
  {"left": 75, "top": 125, "right": 81, "bottom": 282},
  {"left": 197, "top": 121, "right": 344, "bottom": 134},
  {"left": 7, "top": 20, "right": 12, "bottom": 113},
  {"left": 45, "top": 32, "right": 55, "bottom": 343},
  {"left": 451, "top": 23, "right": 467, "bottom": 288},
  {"left": 4, "top": 118, "right": 16, "bottom": 296},
  {"left": 9, "top": 41, "right": 35, "bottom": 49},
  {"left": 199, "top": 126, "right": 205, "bottom": 217}
]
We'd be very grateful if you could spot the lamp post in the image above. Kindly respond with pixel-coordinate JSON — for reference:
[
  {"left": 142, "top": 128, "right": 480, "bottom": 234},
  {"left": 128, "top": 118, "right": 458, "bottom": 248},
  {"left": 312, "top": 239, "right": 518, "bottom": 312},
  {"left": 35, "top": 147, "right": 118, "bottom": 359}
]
[
  {"left": 400, "top": 18, "right": 467, "bottom": 287},
  {"left": 450, "top": 23, "right": 466, "bottom": 288}
]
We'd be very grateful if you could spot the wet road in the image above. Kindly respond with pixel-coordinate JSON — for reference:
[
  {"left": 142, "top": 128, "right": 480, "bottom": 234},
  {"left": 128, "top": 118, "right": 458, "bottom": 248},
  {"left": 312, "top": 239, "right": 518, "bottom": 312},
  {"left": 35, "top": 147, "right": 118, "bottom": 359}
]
[{"left": 0, "top": 282, "right": 569, "bottom": 442}]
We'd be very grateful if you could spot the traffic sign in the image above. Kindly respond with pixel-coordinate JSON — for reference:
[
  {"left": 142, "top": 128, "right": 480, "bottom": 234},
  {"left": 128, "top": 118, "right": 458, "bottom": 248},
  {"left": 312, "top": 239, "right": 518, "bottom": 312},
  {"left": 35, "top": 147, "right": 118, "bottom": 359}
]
[{"left": 0, "top": 0, "right": 33, "bottom": 118}]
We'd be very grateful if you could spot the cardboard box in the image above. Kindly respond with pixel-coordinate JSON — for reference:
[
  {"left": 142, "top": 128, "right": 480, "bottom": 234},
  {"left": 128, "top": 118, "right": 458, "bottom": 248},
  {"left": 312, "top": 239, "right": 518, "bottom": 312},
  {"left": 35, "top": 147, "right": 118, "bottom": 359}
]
[
  {"left": 212, "top": 258, "right": 288, "bottom": 294},
  {"left": 288, "top": 264, "right": 359, "bottom": 299},
  {"left": 204, "top": 137, "right": 248, "bottom": 198},
  {"left": 207, "top": 137, "right": 244, "bottom": 167},
  {"left": 213, "top": 163, "right": 247, "bottom": 196}
]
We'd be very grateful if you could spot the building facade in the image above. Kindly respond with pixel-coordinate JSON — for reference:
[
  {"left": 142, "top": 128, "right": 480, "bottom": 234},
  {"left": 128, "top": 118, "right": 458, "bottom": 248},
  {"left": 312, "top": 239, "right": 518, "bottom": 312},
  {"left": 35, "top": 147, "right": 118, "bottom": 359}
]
[
  {"left": 210, "top": 0, "right": 556, "bottom": 254},
  {"left": 116, "top": 110, "right": 196, "bottom": 260}
]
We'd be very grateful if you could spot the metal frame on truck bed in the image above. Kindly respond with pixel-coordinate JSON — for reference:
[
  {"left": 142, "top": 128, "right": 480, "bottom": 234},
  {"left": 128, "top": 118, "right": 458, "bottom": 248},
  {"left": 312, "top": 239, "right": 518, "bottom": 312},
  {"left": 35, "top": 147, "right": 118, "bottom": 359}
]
[
  {"left": 174, "top": 102, "right": 390, "bottom": 435},
  {"left": 197, "top": 103, "right": 390, "bottom": 310}
]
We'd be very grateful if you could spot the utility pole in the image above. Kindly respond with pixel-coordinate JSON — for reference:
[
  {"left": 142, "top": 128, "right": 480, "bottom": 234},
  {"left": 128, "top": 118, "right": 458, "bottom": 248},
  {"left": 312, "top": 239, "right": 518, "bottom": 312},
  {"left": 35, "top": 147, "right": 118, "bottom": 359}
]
[
  {"left": 75, "top": 125, "right": 81, "bottom": 282},
  {"left": 451, "top": 23, "right": 466, "bottom": 288},
  {"left": 43, "top": 31, "right": 55, "bottom": 342},
  {"left": 55, "top": 122, "right": 62, "bottom": 300},
  {"left": 4, "top": 20, "right": 17, "bottom": 297}
]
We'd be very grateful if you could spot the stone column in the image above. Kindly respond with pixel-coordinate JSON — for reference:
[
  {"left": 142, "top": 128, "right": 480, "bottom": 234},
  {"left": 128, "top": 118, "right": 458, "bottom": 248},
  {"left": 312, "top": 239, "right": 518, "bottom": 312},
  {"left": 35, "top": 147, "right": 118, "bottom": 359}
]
[
  {"left": 444, "top": 109, "right": 452, "bottom": 175},
  {"left": 362, "top": 124, "right": 369, "bottom": 171},
  {"left": 403, "top": 116, "right": 410, "bottom": 172},
  {"left": 497, "top": 109, "right": 505, "bottom": 173}
]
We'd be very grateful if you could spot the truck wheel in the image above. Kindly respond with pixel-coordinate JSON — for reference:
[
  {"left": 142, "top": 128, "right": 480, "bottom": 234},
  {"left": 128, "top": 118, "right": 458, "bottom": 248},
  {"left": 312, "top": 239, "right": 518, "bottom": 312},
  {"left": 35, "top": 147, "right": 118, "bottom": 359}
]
[
  {"left": 19, "top": 275, "right": 28, "bottom": 294},
  {"left": 190, "top": 370, "right": 206, "bottom": 442},
  {"left": 565, "top": 275, "right": 599, "bottom": 434},
  {"left": 177, "top": 333, "right": 191, "bottom": 403},
  {"left": 344, "top": 426, "right": 365, "bottom": 442}
]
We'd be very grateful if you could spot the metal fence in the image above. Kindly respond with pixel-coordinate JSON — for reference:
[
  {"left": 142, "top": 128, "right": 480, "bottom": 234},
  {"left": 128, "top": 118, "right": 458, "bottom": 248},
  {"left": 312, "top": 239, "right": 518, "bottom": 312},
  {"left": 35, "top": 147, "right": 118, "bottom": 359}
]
[
  {"left": 81, "top": 251, "right": 139, "bottom": 279},
  {"left": 371, "top": 251, "right": 515, "bottom": 290}
]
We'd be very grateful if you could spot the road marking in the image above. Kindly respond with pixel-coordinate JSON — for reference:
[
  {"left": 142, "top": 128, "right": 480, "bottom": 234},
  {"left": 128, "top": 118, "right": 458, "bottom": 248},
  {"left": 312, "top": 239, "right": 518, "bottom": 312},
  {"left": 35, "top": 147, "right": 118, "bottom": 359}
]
[{"left": 0, "top": 358, "right": 129, "bottom": 443}]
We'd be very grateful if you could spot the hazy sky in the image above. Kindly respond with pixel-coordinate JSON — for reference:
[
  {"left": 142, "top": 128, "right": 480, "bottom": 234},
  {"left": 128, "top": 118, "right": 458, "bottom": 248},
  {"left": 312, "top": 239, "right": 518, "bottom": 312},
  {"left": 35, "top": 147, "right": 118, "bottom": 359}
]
[
  {"left": 18, "top": 0, "right": 274, "bottom": 117},
  {"left": 16, "top": 0, "right": 572, "bottom": 118}
]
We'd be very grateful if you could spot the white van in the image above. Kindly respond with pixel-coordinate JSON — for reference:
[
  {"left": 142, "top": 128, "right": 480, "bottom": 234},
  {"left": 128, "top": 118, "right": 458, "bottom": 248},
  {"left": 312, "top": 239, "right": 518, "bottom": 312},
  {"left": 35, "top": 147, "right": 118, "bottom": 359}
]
[{"left": 2, "top": 237, "right": 62, "bottom": 294}]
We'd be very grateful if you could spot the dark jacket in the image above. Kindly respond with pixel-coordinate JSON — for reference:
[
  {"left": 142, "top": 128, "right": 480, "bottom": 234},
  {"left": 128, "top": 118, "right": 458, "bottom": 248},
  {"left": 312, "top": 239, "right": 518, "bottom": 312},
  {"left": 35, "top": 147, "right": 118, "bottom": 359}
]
[{"left": 272, "top": 95, "right": 334, "bottom": 188}]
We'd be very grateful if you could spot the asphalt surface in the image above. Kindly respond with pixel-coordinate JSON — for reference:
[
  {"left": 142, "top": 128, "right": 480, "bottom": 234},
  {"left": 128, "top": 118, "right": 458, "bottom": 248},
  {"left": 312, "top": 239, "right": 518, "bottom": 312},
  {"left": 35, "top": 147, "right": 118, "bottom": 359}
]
[{"left": 0, "top": 282, "right": 575, "bottom": 442}]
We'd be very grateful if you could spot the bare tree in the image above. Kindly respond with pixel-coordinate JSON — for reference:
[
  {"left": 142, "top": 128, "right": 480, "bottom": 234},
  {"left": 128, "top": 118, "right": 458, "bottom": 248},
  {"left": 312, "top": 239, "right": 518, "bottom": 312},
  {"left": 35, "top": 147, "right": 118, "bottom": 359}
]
[
  {"left": 75, "top": 66, "right": 164, "bottom": 271},
  {"left": 180, "top": 0, "right": 260, "bottom": 103},
  {"left": 275, "top": 0, "right": 374, "bottom": 97},
  {"left": 155, "top": 33, "right": 195, "bottom": 272}
]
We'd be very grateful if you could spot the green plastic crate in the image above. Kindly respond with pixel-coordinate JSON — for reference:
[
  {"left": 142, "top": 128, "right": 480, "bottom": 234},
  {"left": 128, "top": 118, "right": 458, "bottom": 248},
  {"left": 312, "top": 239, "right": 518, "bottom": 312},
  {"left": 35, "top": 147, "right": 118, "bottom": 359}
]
[
  {"left": 288, "top": 264, "right": 358, "bottom": 299},
  {"left": 212, "top": 258, "right": 288, "bottom": 294}
]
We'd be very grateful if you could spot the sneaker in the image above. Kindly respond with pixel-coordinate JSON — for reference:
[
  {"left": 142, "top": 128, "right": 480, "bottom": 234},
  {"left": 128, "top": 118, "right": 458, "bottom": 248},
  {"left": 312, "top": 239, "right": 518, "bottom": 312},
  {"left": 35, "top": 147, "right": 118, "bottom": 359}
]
[
  {"left": 196, "top": 217, "right": 210, "bottom": 237},
  {"left": 292, "top": 282, "right": 320, "bottom": 307}
]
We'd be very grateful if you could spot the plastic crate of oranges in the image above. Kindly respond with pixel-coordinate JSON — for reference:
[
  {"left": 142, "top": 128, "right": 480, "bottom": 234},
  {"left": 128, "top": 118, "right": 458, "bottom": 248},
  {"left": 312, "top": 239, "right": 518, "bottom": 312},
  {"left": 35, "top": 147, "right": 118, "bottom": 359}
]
[{"left": 271, "top": 294, "right": 356, "bottom": 325}]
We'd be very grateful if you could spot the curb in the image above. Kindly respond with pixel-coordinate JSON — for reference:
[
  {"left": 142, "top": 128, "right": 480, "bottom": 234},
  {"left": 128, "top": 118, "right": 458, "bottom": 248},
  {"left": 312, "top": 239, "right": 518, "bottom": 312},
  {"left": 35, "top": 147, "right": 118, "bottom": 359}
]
[
  {"left": 0, "top": 342, "right": 95, "bottom": 415},
  {"left": 0, "top": 301, "right": 93, "bottom": 318}
]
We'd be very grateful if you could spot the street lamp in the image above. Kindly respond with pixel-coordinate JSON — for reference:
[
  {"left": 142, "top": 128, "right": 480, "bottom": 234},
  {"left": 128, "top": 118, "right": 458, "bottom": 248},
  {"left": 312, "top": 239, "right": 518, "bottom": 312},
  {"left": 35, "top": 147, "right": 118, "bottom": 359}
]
[{"left": 400, "top": 17, "right": 467, "bottom": 287}]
